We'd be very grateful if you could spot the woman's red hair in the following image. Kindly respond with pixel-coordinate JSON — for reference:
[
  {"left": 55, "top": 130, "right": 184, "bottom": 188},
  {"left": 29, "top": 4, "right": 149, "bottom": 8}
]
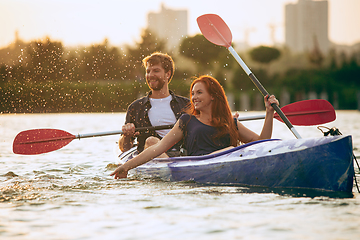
[{"left": 187, "top": 75, "right": 239, "bottom": 146}]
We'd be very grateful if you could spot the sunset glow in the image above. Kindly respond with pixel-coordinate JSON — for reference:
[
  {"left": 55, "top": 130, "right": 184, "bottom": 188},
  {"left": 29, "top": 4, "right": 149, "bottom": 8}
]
[{"left": 0, "top": 0, "right": 359, "bottom": 48}]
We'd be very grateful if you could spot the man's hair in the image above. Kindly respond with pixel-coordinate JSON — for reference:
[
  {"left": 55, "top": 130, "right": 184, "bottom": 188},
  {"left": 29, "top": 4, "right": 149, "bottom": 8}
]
[{"left": 142, "top": 52, "right": 175, "bottom": 83}]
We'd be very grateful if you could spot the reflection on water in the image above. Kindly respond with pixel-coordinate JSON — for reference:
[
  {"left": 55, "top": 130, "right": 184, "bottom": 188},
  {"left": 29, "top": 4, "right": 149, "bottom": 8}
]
[
  {"left": 0, "top": 111, "right": 359, "bottom": 239},
  {"left": 236, "top": 185, "right": 355, "bottom": 199}
]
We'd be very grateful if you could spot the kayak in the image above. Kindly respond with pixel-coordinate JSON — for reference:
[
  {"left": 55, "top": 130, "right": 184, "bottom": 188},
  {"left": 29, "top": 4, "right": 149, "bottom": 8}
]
[{"left": 119, "top": 135, "right": 354, "bottom": 193}]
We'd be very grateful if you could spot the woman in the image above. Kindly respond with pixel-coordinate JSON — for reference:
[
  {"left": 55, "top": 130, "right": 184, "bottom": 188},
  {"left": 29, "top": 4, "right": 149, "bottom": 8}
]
[{"left": 111, "top": 75, "right": 279, "bottom": 179}]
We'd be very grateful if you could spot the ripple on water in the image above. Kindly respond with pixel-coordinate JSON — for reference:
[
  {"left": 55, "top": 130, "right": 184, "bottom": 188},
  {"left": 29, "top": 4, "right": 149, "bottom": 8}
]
[{"left": 1, "top": 112, "right": 360, "bottom": 239}]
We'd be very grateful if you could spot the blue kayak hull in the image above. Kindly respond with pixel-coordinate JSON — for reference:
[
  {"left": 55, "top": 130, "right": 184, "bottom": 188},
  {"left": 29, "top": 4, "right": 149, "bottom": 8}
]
[{"left": 121, "top": 135, "right": 354, "bottom": 193}]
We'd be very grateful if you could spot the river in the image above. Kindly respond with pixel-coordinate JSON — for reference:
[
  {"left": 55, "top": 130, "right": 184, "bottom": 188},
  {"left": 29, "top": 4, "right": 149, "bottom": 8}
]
[{"left": 1, "top": 111, "right": 359, "bottom": 239}]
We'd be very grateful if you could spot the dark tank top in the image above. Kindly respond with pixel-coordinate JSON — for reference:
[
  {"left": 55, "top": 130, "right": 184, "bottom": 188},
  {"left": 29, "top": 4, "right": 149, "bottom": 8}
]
[{"left": 178, "top": 114, "right": 236, "bottom": 156}]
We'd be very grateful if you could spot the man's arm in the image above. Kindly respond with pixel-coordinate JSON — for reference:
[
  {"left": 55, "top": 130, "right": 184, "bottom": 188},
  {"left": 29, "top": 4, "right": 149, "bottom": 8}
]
[{"left": 118, "top": 123, "right": 137, "bottom": 152}]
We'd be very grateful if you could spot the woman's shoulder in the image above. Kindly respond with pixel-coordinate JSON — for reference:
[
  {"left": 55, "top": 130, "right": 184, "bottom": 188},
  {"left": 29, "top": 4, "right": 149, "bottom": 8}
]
[
  {"left": 178, "top": 113, "right": 194, "bottom": 130},
  {"left": 179, "top": 113, "right": 192, "bottom": 121}
]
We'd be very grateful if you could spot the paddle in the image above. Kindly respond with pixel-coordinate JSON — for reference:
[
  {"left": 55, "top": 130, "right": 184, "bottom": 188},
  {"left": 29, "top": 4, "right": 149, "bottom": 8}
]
[
  {"left": 13, "top": 99, "right": 334, "bottom": 155},
  {"left": 255, "top": 99, "right": 335, "bottom": 126},
  {"left": 13, "top": 125, "right": 174, "bottom": 155},
  {"left": 197, "top": 14, "right": 302, "bottom": 139}
]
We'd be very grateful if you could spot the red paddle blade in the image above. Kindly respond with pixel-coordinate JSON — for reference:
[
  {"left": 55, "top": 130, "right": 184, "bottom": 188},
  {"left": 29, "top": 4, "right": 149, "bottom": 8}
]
[
  {"left": 277, "top": 99, "right": 336, "bottom": 126},
  {"left": 197, "top": 14, "right": 232, "bottom": 48},
  {"left": 13, "top": 129, "right": 75, "bottom": 155}
]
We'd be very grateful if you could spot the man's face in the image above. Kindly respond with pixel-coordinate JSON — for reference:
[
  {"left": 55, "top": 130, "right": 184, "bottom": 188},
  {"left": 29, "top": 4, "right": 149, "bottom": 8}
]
[{"left": 145, "top": 63, "right": 170, "bottom": 91}]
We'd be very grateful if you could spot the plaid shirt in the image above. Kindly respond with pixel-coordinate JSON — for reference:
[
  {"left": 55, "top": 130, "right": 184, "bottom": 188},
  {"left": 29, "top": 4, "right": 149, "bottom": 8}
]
[{"left": 125, "top": 90, "right": 190, "bottom": 152}]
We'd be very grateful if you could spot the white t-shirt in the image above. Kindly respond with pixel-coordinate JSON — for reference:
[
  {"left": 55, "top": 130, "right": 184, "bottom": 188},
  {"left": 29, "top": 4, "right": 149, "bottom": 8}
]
[{"left": 148, "top": 95, "right": 176, "bottom": 137}]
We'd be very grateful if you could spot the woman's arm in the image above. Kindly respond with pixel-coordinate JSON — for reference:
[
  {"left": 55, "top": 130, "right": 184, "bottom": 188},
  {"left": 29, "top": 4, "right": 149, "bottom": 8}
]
[
  {"left": 259, "top": 95, "right": 278, "bottom": 139},
  {"left": 110, "top": 121, "right": 184, "bottom": 179},
  {"left": 237, "top": 95, "right": 279, "bottom": 143}
]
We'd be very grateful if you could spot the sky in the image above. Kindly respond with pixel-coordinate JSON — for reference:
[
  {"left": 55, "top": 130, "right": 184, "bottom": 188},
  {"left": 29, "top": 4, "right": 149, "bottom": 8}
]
[{"left": 1, "top": 0, "right": 360, "bottom": 49}]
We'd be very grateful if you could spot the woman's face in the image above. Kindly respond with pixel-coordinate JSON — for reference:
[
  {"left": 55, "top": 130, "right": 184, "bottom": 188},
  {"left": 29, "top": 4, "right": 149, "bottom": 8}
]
[{"left": 191, "top": 82, "right": 213, "bottom": 111}]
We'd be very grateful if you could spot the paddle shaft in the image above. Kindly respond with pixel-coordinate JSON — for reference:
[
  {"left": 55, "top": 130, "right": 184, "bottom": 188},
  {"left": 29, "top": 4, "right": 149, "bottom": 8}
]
[
  {"left": 47, "top": 112, "right": 300, "bottom": 141},
  {"left": 228, "top": 46, "right": 302, "bottom": 139},
  {"left": 13, "top": 110, "right": 308, "bottom": 147},
  {"left": 76, "top": 124, "right": 175, "bottom": 139},
  {"left": 74, "top": 110, "right": 323, "bottom": 140}
]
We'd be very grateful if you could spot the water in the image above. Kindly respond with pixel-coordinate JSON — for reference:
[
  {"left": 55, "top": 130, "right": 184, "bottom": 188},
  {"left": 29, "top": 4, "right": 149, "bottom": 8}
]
[{"left": 1, "top": 111, "right": 359, "bottom": 240}]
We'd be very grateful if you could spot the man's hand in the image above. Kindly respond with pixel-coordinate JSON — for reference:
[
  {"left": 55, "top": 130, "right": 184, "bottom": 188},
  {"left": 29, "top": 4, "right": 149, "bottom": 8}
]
[
  {"left": 119, "top": 123, "right": 139, "bottom": 152},
  {"left": 122, "top": 123, "right": 136, "bottom": 137}
]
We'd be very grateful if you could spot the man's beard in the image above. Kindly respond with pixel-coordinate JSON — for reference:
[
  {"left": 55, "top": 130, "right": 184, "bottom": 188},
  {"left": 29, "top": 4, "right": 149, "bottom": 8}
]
[{"left": 147, "top": 77, "right": 166, "bottom": 91}]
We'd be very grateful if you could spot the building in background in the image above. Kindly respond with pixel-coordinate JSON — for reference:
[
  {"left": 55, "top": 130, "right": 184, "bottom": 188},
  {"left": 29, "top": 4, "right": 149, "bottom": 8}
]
[
  {"left": 147, "top": 4, "right": 188, "bottom": 52},
  {"left": 285, "top": 0, "right": 329, "bottom": 54}
]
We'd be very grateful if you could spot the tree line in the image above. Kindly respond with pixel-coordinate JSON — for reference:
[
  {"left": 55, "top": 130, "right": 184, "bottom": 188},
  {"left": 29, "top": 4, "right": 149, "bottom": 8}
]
[{"left": 1, "top": 29, "right": 360, "bottom": 113}]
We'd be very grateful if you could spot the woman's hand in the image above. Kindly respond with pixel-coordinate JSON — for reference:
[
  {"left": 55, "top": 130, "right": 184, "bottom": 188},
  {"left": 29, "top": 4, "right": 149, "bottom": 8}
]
[
  {"left": 264, "top": 95, "right": 279, "bottom": 112},
  {"left": 110, "top": 164, "right": 129, "bottom": 179}
]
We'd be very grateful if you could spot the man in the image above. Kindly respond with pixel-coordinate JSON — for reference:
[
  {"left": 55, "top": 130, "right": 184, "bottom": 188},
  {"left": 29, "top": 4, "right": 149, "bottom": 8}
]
[{"left": 119, "top": 52, "right": 190, "bottom": 156}]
